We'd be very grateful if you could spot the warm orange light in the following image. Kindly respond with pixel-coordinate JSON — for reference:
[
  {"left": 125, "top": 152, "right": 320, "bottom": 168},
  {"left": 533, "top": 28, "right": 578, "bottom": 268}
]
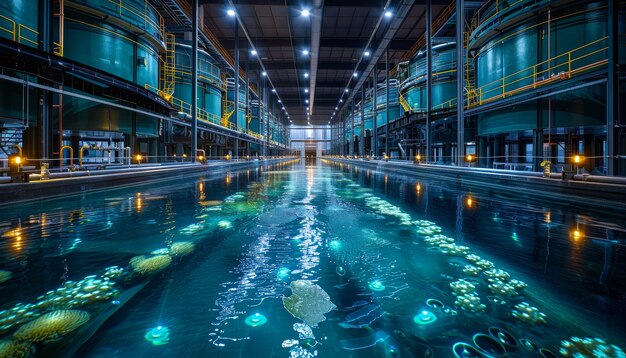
[
  {"left": 573, "top": 155, "right": 584, "bottom": 164},
  {"left": 571, "top": 229, "right": 584, "bottom": 241},
  {"left": 466, "top": 154, "right": 474, "bottom": 162},
  {"left": 415, "top": 154, "right": 421, "bottom": 161},
  {"left": 198, "top": 155, "right": 204, "bottom": 161},
  {"left": 14, "top": 156, "right": 22, "bottom": 165},
  {"left": 466, "top": 197, "right": 474, "bottom": 208},
  {"left": 182, "top": 154, "right": 187, "bottom": 158},
  {"left": 136, "top": 154, "right": 143, "bottom": 162},
  {"left": 544, "top": 211, "right": 551, "bottom": 223},
  {"left": 416, "top": 183, "right": 421, "bottom": 192}
]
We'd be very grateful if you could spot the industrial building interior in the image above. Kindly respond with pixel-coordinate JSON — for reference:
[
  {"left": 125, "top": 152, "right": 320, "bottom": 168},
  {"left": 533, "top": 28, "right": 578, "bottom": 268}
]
[{"left": 0, "top": 0, "right": 625, "bottom": 357}]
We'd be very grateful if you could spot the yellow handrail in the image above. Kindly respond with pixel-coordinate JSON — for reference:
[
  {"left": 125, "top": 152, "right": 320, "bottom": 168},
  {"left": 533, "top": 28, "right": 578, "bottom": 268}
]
[{"left": 0, "top": 14, "right": 16, "bottom": 41}]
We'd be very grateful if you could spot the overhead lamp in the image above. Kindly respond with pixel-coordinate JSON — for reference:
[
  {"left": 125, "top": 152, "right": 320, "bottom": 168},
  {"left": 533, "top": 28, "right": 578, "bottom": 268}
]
[
  {"left": 278, "top": 99, "right": 282, "bottom": 103},
  {"left": 272, "top": 88, "right": 276, "bottom": 93},
  {"left": 345, "top": 88, "right": 349, "bottom": 92},
  {"left": 340, "top": 99, "right": 343, "bottom": 103},
  {"left": 305, "top": 99, "right": 309, "bottom": 103},
  {"left": 227, "top": 9, "right": 236, "bottom": 16},
  {"left": 304, "top": 72, "right": 309, "bottom": 78},
  {"left": 301, "top": 9, "right": 310, "bottom": 17},
  {"left": 302, "top": 49, "right": 309, "bottom": 56},
  {"left": 262, "top": 71, "right": 267, "bottom": 76},
  {"left": 364, "top": 50, "right": 371, "bottom": 57},
  {"left": 384, "top": 10, "right": 393, "bottom": 18},
  {"left": 282, "top": 107, "right": 285, "bottom": 110},
  {"left": 251, "top": 49, "right": 257, "bottom": 56},
  {"left": 353, "top": 72, "right": 358, "bottom": 77},
  {"left": 335, "top": 107, "right": 338, "bottom": 110},
  {"left": 304, "top": 88, "right": 309, "bottom": 93}
]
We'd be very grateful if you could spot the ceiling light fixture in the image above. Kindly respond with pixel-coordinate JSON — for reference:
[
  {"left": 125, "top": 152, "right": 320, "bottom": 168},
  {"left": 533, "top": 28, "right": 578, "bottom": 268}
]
[
  {"left": 364, "top": 50, "right": 371, "bottom": 57},
  {"left": 251, "top": 49, "right": 257, "bottom": 56},
  {"left": 261, "top": 71, "right": 267, "bottom": 76},
  {"left": 271, "top": 89, "right": 276, "bottom": 93},
  {"left": 384, "top": 10, "right": 393, "bottom": 18},
  {"left": 304, "top": 88, "right": 309, "bottom": 93},
  {"left": 301, "top": 9, "right": 310, "bottom": 17},
  {"left": 304, "top": 72, "right": 309, "bottom": 78},
  {"left": 302, "top": 49, "right": 309, "bottom": 56},
  {"left": 353, "top": 72, "right": 358, "bottom": 77},
  {"left": 345, "top": 88, "right": 349, "bottom": 92},
  {"left": 227, "top": 9, "right": 236, "bottom": 17}
]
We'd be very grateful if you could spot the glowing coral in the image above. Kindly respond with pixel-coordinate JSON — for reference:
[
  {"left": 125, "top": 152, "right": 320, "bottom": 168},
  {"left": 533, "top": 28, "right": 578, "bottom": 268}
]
[
  {"left": 131, "top": 255, "right": 172, "bottom": 275},
  {"left": 13, "top": 310, "right": 90, "bottom": 342},
  {"left": 0, "top": 339, "right": 35, "bottom": 358},
  {"left": 169, "top": 242, "right": 195, "bottom": 256}
]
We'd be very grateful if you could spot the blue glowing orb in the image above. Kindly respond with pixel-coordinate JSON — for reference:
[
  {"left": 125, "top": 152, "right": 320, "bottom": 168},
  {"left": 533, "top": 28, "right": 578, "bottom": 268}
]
[
  {"left": 329, "top": 240, "right": 342, "bottom": 250},
  {"left": 413, "top": 310, "right": 437, "bottom": 325},
  {"left": 368, "top": 280, "right": 386, "bottom": 292},
  {"left": 277, "top": 267, "right": 291, "bottom": 280},
  {"left": 244, "top": 313, "right": 268, "bottom": 327},
  {"left": 144, "top": 326, "right": 170, "bottom": 345}
]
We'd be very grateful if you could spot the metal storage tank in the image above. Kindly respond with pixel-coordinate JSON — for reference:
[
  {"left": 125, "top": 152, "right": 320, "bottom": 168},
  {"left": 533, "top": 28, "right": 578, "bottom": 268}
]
[
  {"left": 467, "top": 0, "right": 624, "bottom": 173},
  {"left": 399, "top": 42, "right": 457, "bottom": 113}
]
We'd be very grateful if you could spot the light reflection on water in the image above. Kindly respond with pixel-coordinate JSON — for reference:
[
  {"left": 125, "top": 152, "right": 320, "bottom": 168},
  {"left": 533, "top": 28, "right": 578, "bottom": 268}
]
[{"left": 0, "top": 159, "right": 624, "bottom": 357}]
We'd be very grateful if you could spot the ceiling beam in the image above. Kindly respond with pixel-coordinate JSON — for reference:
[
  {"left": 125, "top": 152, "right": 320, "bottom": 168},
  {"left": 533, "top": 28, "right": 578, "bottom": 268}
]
[{"left": 218, "top": 38, "right": 417, "bottom": 50}]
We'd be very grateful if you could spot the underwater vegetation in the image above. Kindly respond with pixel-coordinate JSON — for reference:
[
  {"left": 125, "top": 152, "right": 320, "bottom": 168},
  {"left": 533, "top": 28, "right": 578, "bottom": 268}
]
[
  {"left": 282, "top": 280, "right": 336, "bottom": 327},
  {"left": 13, "top": 310, "right": 90, "bottom": 342}
]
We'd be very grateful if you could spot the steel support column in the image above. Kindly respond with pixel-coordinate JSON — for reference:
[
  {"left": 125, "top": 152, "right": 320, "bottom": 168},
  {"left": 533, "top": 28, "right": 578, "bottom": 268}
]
[
  {"left": 385, "top": 46, "right": 390, "bottom": 156},
  {"left": 360, "top": 85, "right": 365, "bottom": 157},
  {"left": 456, "top": 0, "right": 465, "bottom": 165},
  {"left": 425, "top": 0, "right": 432, "bottom": 163},
  {"left": 233, "top": 22, "right": 239, "bottom": 159},
  {"left": 191, "top": 0, "right": 198, "bottom": 162},
  {"left": 607, "top": 0, "right": 618, "bottom": 175},
  {"left": 373, "top": 64, "right": 378, "bottom": 156}
]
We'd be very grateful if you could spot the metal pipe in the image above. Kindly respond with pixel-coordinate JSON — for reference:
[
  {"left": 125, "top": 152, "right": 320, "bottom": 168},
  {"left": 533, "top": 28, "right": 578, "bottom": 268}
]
[
  {"left": 360, "top": 84, "right": 365, "bottom": 157},
  {"left": 78, "top": 145, "right": 90, "bottom": 168},
  {"left": 191, "top": 0, "right": 198, "bottom": 162},
  {"left": 607, "top": 0, "right": 618, "bottom": 175},
  {"left": 372, "top": 67, "right": 377, "bottom": 156},
  {"left": 60, "top": 145, "right": 73, "bottom": 166}
]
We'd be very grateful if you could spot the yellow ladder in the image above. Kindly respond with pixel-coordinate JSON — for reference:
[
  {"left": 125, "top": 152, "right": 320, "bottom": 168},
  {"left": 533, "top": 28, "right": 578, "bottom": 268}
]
[
  {"left": 221, "top": 99, "right": 235, "bottom": 127},
  {"left": 399, "top": 94, "right": 411, "bottom": 112},
  {"left": 162, "top": 33, "right": 176, "bottom": 98}
]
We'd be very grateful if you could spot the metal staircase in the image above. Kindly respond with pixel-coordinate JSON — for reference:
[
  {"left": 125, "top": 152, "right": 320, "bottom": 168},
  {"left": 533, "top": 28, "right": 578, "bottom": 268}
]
[{"left": 0, "top": 129, "right": 23, "bottom": 157}]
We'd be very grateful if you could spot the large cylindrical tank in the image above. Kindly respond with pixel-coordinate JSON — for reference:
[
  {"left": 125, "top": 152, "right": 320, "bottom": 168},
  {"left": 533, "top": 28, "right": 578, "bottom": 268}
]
[
  {"left": 60, "top": 1, "right": 163, "bottom": 136},
  {"left": 399, "top": 43, "right": 457, "bottom": 112},
  {"left": 468, "top": 0, "right": 624, "bottom": 173},
  {"left": 174, "top": 44, "right": 223, "bottom": 124}
]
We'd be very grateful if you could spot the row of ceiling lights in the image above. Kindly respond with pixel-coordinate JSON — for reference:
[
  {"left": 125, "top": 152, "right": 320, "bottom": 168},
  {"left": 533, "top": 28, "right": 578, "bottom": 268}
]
[
  {"left": 329, "top": 7, "right": 394, "bottom": 125},
  {"left": 228, "top": 7, "right": 315, "bottom": 126},
  {"left": 226, "top": 7, "right": 316, "bottom": 125}
]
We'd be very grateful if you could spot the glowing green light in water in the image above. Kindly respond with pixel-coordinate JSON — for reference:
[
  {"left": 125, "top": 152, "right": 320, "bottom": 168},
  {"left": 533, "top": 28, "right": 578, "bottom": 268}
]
[
  {"left": 329, "top": 240, "right": 342, "bottom": 250},
  {"left": 413, "top": 310, "right": 437, "bottom": 325},
  {"left": 368, "top": 280, "right": 386, "bottom": 292},
  {"left": 277, "top": 267, "right": 291, "bottom": 280},
  {"left": 144, "top": 326, "right": 170, "bottom": 345},
  {"left": 245, "top": 313, "right": 268, "bottom": 327},
  {"left": 512, "top": 232, "right": 519, "bottom": 241}
]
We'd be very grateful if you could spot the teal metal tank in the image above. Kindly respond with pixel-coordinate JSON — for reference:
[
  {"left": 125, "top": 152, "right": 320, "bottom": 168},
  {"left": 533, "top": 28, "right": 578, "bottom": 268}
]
[
  {"left": 399, "top": 43, "right": 457, "bottom": 112},
  {"left": 174, "top": 43, "right": 223, "bottom": 124}
]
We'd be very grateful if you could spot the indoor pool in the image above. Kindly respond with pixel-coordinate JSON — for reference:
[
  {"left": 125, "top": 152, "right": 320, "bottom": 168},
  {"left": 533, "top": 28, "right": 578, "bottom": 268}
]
[{"left": 0, "top": 159, "right": 624, "bottom": 357}]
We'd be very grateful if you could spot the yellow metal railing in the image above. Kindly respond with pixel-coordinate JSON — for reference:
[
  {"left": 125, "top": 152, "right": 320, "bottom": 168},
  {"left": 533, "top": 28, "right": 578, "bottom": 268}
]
[
  {"left": 470, "top": 0, "right": 527, "bottom": 34},
  {"left": 0, "top": 14, "right": 39, "bottom": 47},
  {"left": 104, "top": 0, "right": 164, "bottom": 42},
  {"left": 467, "top": 37, "right": 608, "bottom": 108}
]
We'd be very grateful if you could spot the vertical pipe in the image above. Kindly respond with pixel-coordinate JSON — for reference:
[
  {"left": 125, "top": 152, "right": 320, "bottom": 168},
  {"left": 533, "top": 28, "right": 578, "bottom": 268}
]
[
  {"left": 233, "top": 22, "right": 239, "bottom": 159},
  {"left": 426, "top": 0, "right": 432, "bottom": 163},
  {"left": 191, "top": 0, "right": 198, "bottom": 162},
  {"left": 360, "top": 85, "right": 365, "bottom": 157},
  {"left": 245, "top": 47, "right": 250, "bottom": 156},
  {"left": 373, "top": 65, "right": 377, "bottom": 156},
  {"left": 385, "top": 46, "right": 390, "bottom": 156},
  {"left": 607, "top": 0, "right": 618, "bottom": 175},
  {"left": 456, "top": 0, "right": 465, "bottom": 165}
]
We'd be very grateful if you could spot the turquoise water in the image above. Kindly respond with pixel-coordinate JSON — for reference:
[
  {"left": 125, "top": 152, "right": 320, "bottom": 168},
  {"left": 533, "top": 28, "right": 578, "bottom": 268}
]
[{"left": 0, "top": 159, "right": 624, "bottom": 357}]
